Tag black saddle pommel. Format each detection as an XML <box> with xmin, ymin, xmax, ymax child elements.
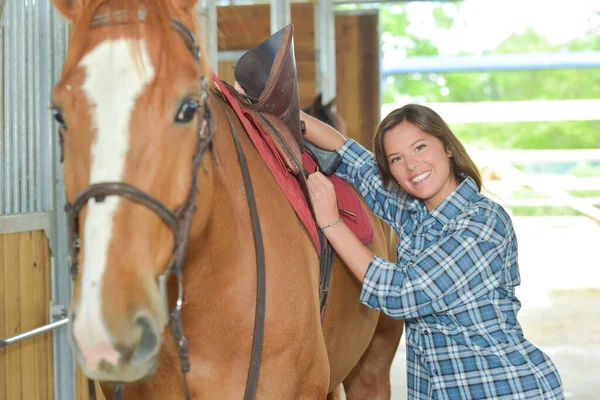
<box><xmin>303</xmin><ymin>140</ymin><xmax>342</xmax><ymax>176</ymax></box>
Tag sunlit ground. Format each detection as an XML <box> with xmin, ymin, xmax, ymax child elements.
<box><xmin>389</xmin><ymin>216</ymin><xmax>600</xmax><ymax>400</ymax></box>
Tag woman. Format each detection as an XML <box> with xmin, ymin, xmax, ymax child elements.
<box><xmin>304</xmin><ymin>104</ymin><xmax>564</xmax><ymax>399</ymax></box>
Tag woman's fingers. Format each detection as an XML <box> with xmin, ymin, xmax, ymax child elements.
<box><xmin>307</xmin><ymin>172</ymin><xmax>340</xmax><ymax>227</ymax></box>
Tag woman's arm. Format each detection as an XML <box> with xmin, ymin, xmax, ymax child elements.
<box><xmin>309</xmin><ymin>169</ymin><xmax>511</xmax><ymax>320</ymax></box>
<box><xmin>301</xmin><ymin>110</ymin><xmax>346</xmax><ymax>150</ymax></box>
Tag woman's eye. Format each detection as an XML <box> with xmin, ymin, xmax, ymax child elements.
<box><xmin>51</xmin><ymin>107</ymin><xmax>67</xmax><ymax>129</ymax></box>
<box><xmin>175</xmin><ymin>99</ymin><xmax>200</xmax><ymax>123</ymax></box>
<box><xmin>415</xmin><ymin>144</ymin><xmax>426</xmax><ymax>152</ymax></box>
<box><xmin>390</xmin><ymin>156</ymin><xmax>403</xmax><ymax>164</ymax></box>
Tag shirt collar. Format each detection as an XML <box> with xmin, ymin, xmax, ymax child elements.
<box><xmin>405</xmin><ymin>175</ymin><xmax>479</xmax><ymax>223</ymax></box>
<box><xmin>428</xmin><ymin>175</ymin><xmax>479</xmax><ymax>224</ymax></box>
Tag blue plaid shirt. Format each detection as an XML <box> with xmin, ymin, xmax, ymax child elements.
<box><xmin>336</xmin><ymin>139</ymin><xmax>564</xmax><ymax>400</ymax></box>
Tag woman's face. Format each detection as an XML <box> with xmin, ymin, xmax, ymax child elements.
<box><xmin>384</xmin><ymin>121</ymin><xmax>457</xmax><ymax>211</ymax></box>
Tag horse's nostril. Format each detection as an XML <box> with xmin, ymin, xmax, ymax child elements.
<box><xmin>130</xmin><ymin>313</ymin><xmax>159</xmax><ymax>365</ymax></box>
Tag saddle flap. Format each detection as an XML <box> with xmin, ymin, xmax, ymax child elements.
<box><xmin>250</xmin><ymin>111</ymin><xmax>303</xmax><ymax>176</ymax></box>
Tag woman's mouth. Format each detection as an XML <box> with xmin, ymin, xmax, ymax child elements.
<box><xmin>410</xmin><ymin>170</ymin><xmax>431</xmax><ymax>183</ymax></box>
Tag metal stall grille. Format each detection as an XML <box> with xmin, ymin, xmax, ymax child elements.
<box><xmin>1</xmin><ymin>0</ymin><xmax>73</xmax><ymax>399</ymax></box>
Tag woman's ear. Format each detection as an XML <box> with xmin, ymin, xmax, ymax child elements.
<box><xmin>52</xmin><ymin>0</ymin><xmax>82</xmax><ymax>22</ymax></box>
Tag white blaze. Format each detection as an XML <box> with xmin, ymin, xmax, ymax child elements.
<box><xmin>73</xmin><ymin>38</ymin><xmax>155</xmax><ymax>371</ymax></box>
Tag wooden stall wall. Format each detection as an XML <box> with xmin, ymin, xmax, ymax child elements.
<box><xmin>216</xmin><ymin>5</ymin><xmax>380</xmax><ymax>147</ymax></box>
<box><xmin>0</xmin><ymin>231</ymin><xmax>54</xmax><ymax>400</ymax></box>
<box><xmin>335</xmin><ymin>11</ymin><xmax>380</xmax><ymax>148</ymax></box>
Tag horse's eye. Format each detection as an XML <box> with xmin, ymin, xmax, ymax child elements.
<box><xmin>51</xmin><ymin>107</ymin><xmax>67</xmax><ymax>129</ymax></box>
<box><xmin>175</xmin><ymin>99</ymin><xmax>200</xmax><ymax>123</ymax></box>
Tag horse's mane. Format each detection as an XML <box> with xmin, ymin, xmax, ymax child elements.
<box><xmin>62</xmin><ymin>0</ymin><xmax>205</xmax><ymax>79</ymax></box>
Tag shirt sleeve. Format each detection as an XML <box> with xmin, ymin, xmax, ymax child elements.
<box><xmin>360</xmin><ymin>212</ymin><xmax>509</xmax><ymax>320</ymax></box>
<box><xmin>335</xmin><ymin>138</ymin><xmax>405</xmax><ymax>229</ymax></box>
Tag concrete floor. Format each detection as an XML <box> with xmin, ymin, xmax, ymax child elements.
<box><xmin>388</xmin><ymin>216</ymin><xmax>600</xmax><ymax>400</ymax></box>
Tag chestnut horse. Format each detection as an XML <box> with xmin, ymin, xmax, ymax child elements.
<box><xmin>51</xmin><ymin>0</ymin><xmax>402</xmax><ymax>398</ymax></box>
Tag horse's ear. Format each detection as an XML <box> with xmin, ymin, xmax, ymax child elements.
<box><xmin>313</xmin><ymin>93</ymin><xmax>323</xmax><ymax>110</ymax></box>
<box><xmin>171</xmin><ymin>0</ymin><xmax>199</xmax><ymax>13</ymax></box>
<box><xmin>324</xmin><ymin>97</ymin><xmax>336</xmax><ymax>110</ymax></box>
<box><xmin>52</xmin><ymin>0</ymin><xmax>82</xmax><ymax>21</ymax></box>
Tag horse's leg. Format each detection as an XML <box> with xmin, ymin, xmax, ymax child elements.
<box><xmin>342</xmin><ymin>312</ymin><xmax>404</xmax><ymax>400</ymax></box>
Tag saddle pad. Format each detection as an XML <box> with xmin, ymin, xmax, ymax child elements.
<box><xmin>302</xmin><ymin>152</ymin><xmax>374</xmax><ymax>245</ymax></box>
<box><xmin>212</xmin><ymin>74</ymin><xmax>322</xmax><ymax>254</ymax></box>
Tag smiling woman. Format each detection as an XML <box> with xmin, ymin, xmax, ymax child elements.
<box><xmin>303</xmin><ymin>103</ymin><xmax>566</xmax><ymax>400</ymax></box>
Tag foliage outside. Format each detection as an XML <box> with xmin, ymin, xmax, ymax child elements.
<box><xmin>377</xmin><ymin>1</ymin><xmax>600</xmax><ymax>151</ymax></box>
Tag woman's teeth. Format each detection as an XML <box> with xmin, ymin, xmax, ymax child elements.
<box><xmin>411</xmin><ymin>171</ymin><xmax>431</xmax><ymax>183</ymax></box>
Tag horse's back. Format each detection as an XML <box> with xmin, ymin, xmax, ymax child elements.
<box><xmin>322</xmin><ymin>187</ymin><xmax>398</xmax><ymax>391</ymax></box>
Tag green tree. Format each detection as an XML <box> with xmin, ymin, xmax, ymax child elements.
<box><xmin>380</xmin><ymin>2</ymin><xmax>600</xmax><ymax>149</ymax></box>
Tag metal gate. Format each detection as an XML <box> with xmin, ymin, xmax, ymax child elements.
<box><xmin>0</xmin><ymin>0</ymin><xmax>73</xmax><ymax>399</ymax></box>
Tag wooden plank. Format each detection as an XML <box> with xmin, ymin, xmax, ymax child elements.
<box><xmin>32</xmin><ymin>230</ymin><xmax>51</xmax><ymax>400</ymax></box>
<box><xmin>335</xmin><ymin>14</ymin><xmax>362</xmax><ymax>144</ymax></box>
<box><xmin>18</xmin><ymin>231</ymin><xmax>36</xmax><ymax>400</ymax></box>
<box><xmin>357</xmin><ymin>13</ymin><xmax>380</xmax><ymax>146</ymax></box>
<box><xmin>3</xmin><ymin>233</ymin><xmax>22</xmax><ymax>400</ymax></box>
<box><xmin>335</xmin><ymin>12</ymin><xmax>380</xmax><ymax>147</ymax></box>
<box><xmin>0</xmin><ymin>235</ymin><xmax>6</xmax><ymax>400</ymax></box>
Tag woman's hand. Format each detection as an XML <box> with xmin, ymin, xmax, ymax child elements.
<box><xmin>233</xmin><ymin>81</ymin><xmax>246</xmax><ymax>95</ymax></box>
<box><xmin>307</xmin><ymin>171</ymin><xmax>340</xmax><ymax>229</ymax></box>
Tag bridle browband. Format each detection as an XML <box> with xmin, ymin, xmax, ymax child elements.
<box><xmin>65</xmin><ymin>10</ymin><xmax>217</xmax><ymax>400</ymax></box>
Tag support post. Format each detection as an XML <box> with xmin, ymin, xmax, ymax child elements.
<box><xmin>314</xmin><ymin>0</ymin><xmax>336</xmax><ymax>103</ymax></box>
<box><xmin>270</xmin><ymin>0</ymin><xmax>291</xmax><ymax>34</ymax></box>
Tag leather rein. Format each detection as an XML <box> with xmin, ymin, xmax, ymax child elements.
<box><xmin>66</xmin><ymin>11</ymin><xmax>265</xmax><ymax>400</ymax></box>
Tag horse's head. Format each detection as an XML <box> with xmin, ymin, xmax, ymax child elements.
<box><xmin>303</xmin><ymin>93</ymin><xmax>348</xmax><ymax>136</ymax></box>
<box><xmin>50</xmin><ymin>0</ymin><xmax>212</xmax><ymax>382</ymax></box>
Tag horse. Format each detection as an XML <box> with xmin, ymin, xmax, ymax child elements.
<box><xmin>50</xmin><ymin>0</ymin><xmax>403</xmax><ymax>398</ymax></box>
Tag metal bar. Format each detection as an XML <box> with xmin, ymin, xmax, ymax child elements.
<box><xmin>0</xmin><ymin>12</ymin><xmax>4</xmax><ymax>214</ymax></box>
<box><xmin>0</xmin><ymin>211</ymin><xmax>54</xmax><ymax>242</ymax></box>
<box><xmin>383</xmin><ymin>51</ymin><xmax>600</xmax><ymax>75</ymax></box>
<box><xmin>49</xmin><ymin>7</ymin><xmax>76</xmax><ymax>400</ymax></box>
<box><xmin>270</xmin><ymin>0</ymin><xmax>290</xmax><ymax>34</ymax></box>
<box><xmin>0</xmin><ymin>318</ymin><xmax>68</xmax><ymax>349</ymax></box>
<box><xmin>34</xmin><ymin>0</ymin><xmax>43</xmax><ymax>212</ymax></box>
<box><xmin>314</xmin><ymin>0</ymin><xmax>336</xmax><ymax>103</ymax></box>
<box><xmin>207</xmin><ymin>0</ymin><xmax>218</xmax><ymax>73</ymax></box>
<box><xmin>27</xmin><ymin>0</ymin><xmax>36</xmax><ymax>212</ymax></box>
<box><xmin>18</xmin><ymin>0</ymin><xmax>26</xmax><ymax>212</ymax></box>
<box><xmin>4</xmin><ymin>0</ymin><xmax>14</xmax><ymax>214</ymax></box>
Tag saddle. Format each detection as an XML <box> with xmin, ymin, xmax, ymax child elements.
<box><xmin>234</xmin><ymin>24</ymin><xmax>303</xmax><ymax>175</ymax></box>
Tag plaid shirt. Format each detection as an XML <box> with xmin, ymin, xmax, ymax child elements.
<box><xmin>336</xmin><ymin>139</ymin><xmax>564</xmax><ymax>400</ymax></box>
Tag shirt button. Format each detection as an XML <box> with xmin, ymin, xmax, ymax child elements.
<box><xmin>432</xmin><ymin>369</ymin><xmax>438</xmax><ymax>376</ymax></box>
<box><xmin>423</xmin><ymin>330</ymin><xmax>429</xmax><ymax>335</ymax></box>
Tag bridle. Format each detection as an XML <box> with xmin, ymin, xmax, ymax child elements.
<box><xmin>63</xmin><ymin>10</ymin><xmax>215</xmax><ymax>400</ymax></box>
